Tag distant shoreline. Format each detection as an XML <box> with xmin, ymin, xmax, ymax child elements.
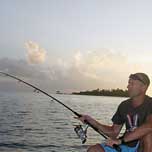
<box><xmin>72</xmin><ymin>88</ymin><xmax>129</xmax><ymax>97</ymax></box>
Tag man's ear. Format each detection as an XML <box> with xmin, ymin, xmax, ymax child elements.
<box><xmin>142</xmin><ymin>84</ymin><xmax>148</xmax><ymax>92</ymax></box>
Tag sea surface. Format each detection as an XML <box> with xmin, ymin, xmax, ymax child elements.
<box><xmin>0</xmin><ymin>91</ymin><xmax>127</xmax><ymax>152</ymax></box>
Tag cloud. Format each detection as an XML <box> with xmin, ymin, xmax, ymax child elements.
<box><xmin>25</xmin><ymin>41</ymin><xmax>46</xmax><ymax>64</ymax></box>
<box><xmin>0</xmin><ymin>58</ymin><xmax>48</xmax><ymax>79</ymax></box>
<box><xmin>45</xmin><ymin>49</ymin><xmax>151</xmax><ymax>94</ymax></box>
<box><xmin>46</xmin><ymin>49</ymin><xmax>144</xmax><ymax>91</ymax></box>
<box><xmin>0</xmin><ymin>49</ymin><xmax>152</xmax><ymax>95</ymax></box>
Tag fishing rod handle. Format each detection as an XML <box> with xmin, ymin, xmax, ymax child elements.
<box><xmin>83</xmin><ymin>119</ymin><xmax>108</xmax><ymax>139</ymax></box>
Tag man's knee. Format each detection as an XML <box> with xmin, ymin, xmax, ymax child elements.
<box><xmin>143</xmin><ymin>133</ymin><xmax>152</xmax><ymax>144</ymax></box>
<box><xmin>87</xmin><ymin>144</ymin><xmax>104</xmax><ymax>152</ymax></box>
<box><xmin>139</xmin><ymin>133</ymin><xmax>152</xmax><ymax>152</ymax></box>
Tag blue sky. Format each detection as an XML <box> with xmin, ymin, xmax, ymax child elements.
<box><xmin>1</xmin><ymin>0</ymin><xmax>152</xmax><ymax>94</ymax></box>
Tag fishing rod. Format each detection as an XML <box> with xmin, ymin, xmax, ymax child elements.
<box><xmin>0</xmin><ymin>71</ymin><xmax>121</xmax><ymax>151</ymax></box>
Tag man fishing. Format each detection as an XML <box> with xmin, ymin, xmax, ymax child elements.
<box><xmin>76</xmin><ymin>72</ymin><xmax>152</xmax><ymax>152</ymax></box>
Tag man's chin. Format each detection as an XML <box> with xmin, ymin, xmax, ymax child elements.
<box><xmin>128</xmin><ymin>93</ymin><xmax>140</xmax><ymax>99</ymax></box>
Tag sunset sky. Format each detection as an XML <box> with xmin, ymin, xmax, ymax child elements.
<box><xmin>1</xmin><ymin>0</ymin><xmax>152</xmax><ymax>95</ymax></box>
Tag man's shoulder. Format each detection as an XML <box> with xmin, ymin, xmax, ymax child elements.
<box><xmin>145</xmin><ymin>95</ymin><xmax>152</xmax><ymax>105</ymax></box>
<box><xmin>145</xmin><ymin>95</ymin><xmax>152</xmax><ymax>101</ymax></box>
<box><xmin>119</xmin><ymin>98</ymin><xmax>131</xmax><ymax>107</ymax></box>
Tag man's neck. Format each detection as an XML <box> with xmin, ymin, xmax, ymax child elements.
<box><xmin>132</xmin><ymin>94</ymin><xmax>146</xmax><ymax>107</ymax></box>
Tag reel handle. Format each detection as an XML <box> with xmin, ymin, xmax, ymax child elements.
<box><xmin>74</xmin><ymin>124</ymin><xmax>88</xmax><ymax>144</ymax></box>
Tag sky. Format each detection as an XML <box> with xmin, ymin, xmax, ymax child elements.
<box><xmin>1</xmin><ymin>0</ymin><xmax>152</xmax><ymax>94</ymax></box>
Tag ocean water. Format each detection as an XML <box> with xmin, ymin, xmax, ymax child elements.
<box><xmin>0</xmin><ymin>91</ymin><xmax>127</xmax><ymax>152</ymax></box>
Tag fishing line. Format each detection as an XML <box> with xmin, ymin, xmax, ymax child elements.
<box><xmin>0</xmin><ymin>71</ymin><xmax>121</xmax><ymax>151</ymax></box>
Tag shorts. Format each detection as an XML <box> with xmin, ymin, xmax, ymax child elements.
<box><xmin>100</xmin><ymin>142</ymin><xmax>139</xmax><ymax>152</ymax></box>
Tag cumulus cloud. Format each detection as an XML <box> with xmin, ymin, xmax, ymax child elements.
<box><xmin>25</xmin><ymin>41</ymin><xmax>46</xmax><ymax>64</ymax></box>
<box><xmin>46</xmin><ymin>49</ymin><xmax>145</xmax><ymax>91</ymax></box>
<box><xmin>0</xmin><ymin>48</ymin><xmax>152</xmax><ymax>94</ymax></box>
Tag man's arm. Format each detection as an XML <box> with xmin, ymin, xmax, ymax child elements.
<box><xmin>106</xmin><ymin>114</ymin><xmax>152</xmax><ymax>147</ymax></box>
<box><xmin>76</xmin><ymin>115</ymin><xmax>123</xmax><ymax>138</ymax></box>
<box><xmin>92</xmin><ymin>121</ymin><xmax>123</xmax><ymax>138</ymax></box>
<box><xmin>123</xmin><ymin>114</ymin><xmax>152</xmax><ymax>142</ymax></box>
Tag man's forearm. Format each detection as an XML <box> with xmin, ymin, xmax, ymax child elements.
<box><xmin>86</xmin><ymin>117</ymin><xmax>118</xmax><ymax>138</ymax></box>
<box><xmin>124</xmin><ymin>123</ymin><xmax>152</xmax><ymax>142</ymax></box>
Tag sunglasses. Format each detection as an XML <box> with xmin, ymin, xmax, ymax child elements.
<box><xmin>129</xmin><ymin>74</ymin><xmax>146</xmax><ymax>85</ymax></box>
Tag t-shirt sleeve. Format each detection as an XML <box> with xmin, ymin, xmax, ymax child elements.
<box><xmin>147</xmin><ymin>97</ymin><xmax>152</xmax><ymax>115</ymax></box>
<box><xmin>111</xmin><ymin>104</ymin><xmax>125</xmax><ymax>125</ymax></box>
<box><xmin>150</xmin><ymin>100</ymin><xmax>152</xmax><ymax>114</ymax></box>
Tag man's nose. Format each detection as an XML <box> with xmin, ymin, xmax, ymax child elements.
<box><xmin>127</xmin><ymin>84</ymin><xmax>129</xmax><ymax>89</ymax></box>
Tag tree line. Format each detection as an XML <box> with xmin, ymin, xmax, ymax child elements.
<box><xmin>72</xmin><ymin>88</ymin><xmax>128</xmax><ymax>97</ymax></box>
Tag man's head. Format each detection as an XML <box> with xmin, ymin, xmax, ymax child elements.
<box><xmin>127</xmin><ymin>73</ymin><xmax>150</xmax><ymax>98</ymax></box>
<box><xmin>129</xmin><ymin>73</ymin><xmax>150</xmax><ymax>86</ymax></box>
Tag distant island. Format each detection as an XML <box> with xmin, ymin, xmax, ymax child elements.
<box><xmin>72</xmin><ymin>88</ymin><xmax>128</xmax><ymax>97</ymax></box>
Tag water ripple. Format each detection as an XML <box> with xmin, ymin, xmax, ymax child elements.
<box><xmin>0</xmin><ymin>92</ymin><xmax>123</xmax><ymax>152</ymax></box>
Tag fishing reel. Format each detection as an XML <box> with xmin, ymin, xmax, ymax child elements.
<box><xmin>74</xmin><ymin>124</ymin><xmax>89</xmax><ymax>144</ymax></box>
